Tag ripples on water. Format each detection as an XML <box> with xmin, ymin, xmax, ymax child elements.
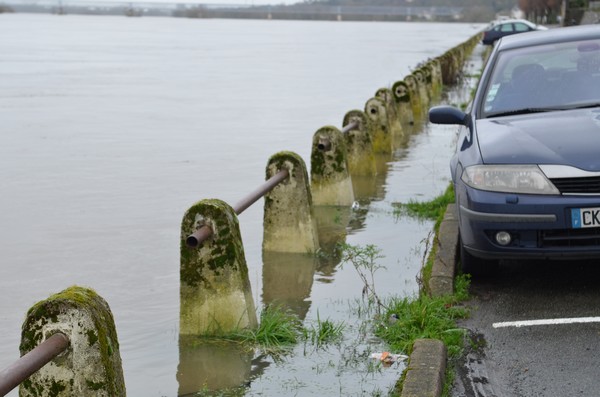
<box><xmin>0</xmin><ymin>13</ymin><xmax>482</xmax><ymax>396</ymax></box>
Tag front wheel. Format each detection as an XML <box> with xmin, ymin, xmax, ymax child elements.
<box><xmin>459</xmin><ymin>236</ymin><xmax>498</xmax><ymax>277</ymax></box>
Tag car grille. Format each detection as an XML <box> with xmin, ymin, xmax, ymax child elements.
<box><xmin>540</xmin><ymin>228</ymin><xmax>600</xmax><ymax>247</ymax></box>
<box><xmin>550</xmin><ymin>176</ymin><xmax>600</xmax><ymax>194</ymax></box>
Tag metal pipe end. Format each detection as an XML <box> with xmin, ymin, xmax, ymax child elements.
<box><xmin>186</xmin><ymin>236</ymin><xmax>199</xmax><ymax>248</ymax></box>
<box><xmin>317</xmin><ymin>138</ymin><xmax>331</xmax><ymax>152</ymax></box>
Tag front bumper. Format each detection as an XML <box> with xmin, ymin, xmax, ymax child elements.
<box><xmin>458</xmin><ymin>185</ymin><xmax>600</xmax><ymax>260</ymax></box>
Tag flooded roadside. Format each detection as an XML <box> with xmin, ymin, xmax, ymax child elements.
<box><xmin>0</xmin><ymin>13</ymin><xmax>484</xmax><ymax>396</ymax></box>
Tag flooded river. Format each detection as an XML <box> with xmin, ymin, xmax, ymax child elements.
<box><xmin>0</xmin><ymin>13</ymin><xmax>483</xmax><ymax>396</ymax></box>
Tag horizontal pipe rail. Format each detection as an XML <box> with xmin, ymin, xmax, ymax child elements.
<box><xmin>0</xmin><ymin>332</ymin><xmax>69</xmax><ymax>396</ymax></box>
<box><xmin>186</xmin><ymin>168</ymin><xmax>290</xmax><ymax>248</ymax></box>
<box><xmin>340</xmin><ymin>120</ymin><xmax>358</xmax><ymax>134</ymax></box>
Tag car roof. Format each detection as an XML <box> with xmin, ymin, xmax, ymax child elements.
<box><xmin>496</xmin><ymin>24</ymin><xmax>600</xmax><ymax>50</ymax></box>
<box><xmin>491</xmin><ymin>18</ymin><xmax>536</xmax><ymax>27</ymax></box>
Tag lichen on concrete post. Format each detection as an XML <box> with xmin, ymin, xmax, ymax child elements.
<box><xmin>310</xmin><ymin>126</ymin><xmax>356</xmax><ymax>206</ymax></box>
<box><xmin>403</xmin><ymin>75</ymin><xmax>423</xmax><ymax>122</ymax></box>
<box><xmin>341</xmin><ymin>110</ymin><xmax>376</xmax><ymax>176</ymax></box>
<box><xmin>180</xmin><ymin>199</ymin><xmax>257</xmax><ymax>335</ymax></box>
<box><xmin>263</xmin><ymin>151</ymin><xmax>320</xmax><ymax>253</ymax></box>
<box><xmin>375</xmin><ymin>87</ymin><xmax>403</xmax><ymax>136</ymax></box>
<box><xmin>412</xmin><ymin>70</ymin><xmax>430</xmax><ymax>110</ymax></box>
<box><xmin>428</xmin><ymin>59</ymin><xmax>443</xmax><ymax>95</ymax></box>
<box><xmin>364</xmin><ymin>97</ymin><xmax>392</xmax><ymax>153</ymax></box>
<box><xmin>392</xmin><ymin>80</ymin><xmax>415</xmax><ymax>126</ymax></box>
<box><xmin>19</xmin><ymin>286</ymin><xmax>125</xmax><ymax>397</ymax></box>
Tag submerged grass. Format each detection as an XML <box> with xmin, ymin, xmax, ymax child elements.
<box><xmin>393</xmin><ymin>184</ymin><xmax>455</xmax><ymax>226</ymax></box>
<box><xmin>303</xmin><ymin>311</ymin><xmax>345</xmax><ymax>347</ymax></box>
<box><xmin>212</xmin><ymin>305</ymin><xmax>346</xmax><ymax>353</ymax></box>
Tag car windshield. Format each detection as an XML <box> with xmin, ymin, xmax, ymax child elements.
<box><xmin>481</xmin><ymin>39</ymin><xmax>600</xmax><ymax>118</ymax></box>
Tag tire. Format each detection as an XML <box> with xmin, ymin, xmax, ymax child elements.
<box><xmin>459</xmin><ymin>235</ymin><xmax>498</xmax><ymax>277</ymax></box>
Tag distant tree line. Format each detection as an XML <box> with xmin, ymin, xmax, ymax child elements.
<box><xmin>297</xmin><ymin>0</ymin><xmax>518</xmax><ymax>21</ymax></box>
<box><xmin>0</xmin><ymin>3</ymin><xmax>14</xmax><ymax>13</ymax></box>
<box><xmin>517</xmin><ymin>0</ymin><xmax>562</xmax><ymax>22</ymax></box>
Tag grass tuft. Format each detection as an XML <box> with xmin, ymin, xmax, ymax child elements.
<box><xmin>231</xmin><ymin>305</ymin><xmax>302</xmax><ymax>349</ymax></box>
<box><xmin>376</xmin><ymin>273</ymin><xmax>471</xmax><ymax>358</ymax></box>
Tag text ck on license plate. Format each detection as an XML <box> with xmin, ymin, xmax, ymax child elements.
<box><xmin>571</xmin><ymin>208</ymin><xmax>600</xmax><ymax>228</ymax></box>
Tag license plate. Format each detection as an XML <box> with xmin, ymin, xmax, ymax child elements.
<box><xmin>571</xmin><ymin>207</ymin><xmax>600</xmax><ymax>228</ymax></box>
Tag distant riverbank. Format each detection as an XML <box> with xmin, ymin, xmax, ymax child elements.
<box><xmin>1</xmin><ymin>2</ymin><xmax>470</xmax><ymax>22</ymax></box>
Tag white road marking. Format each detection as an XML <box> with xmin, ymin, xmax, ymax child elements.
<box><xmin>493</xmin><ymin>317</ymin><xmax>600</xmax><ymax>329</ymax></box>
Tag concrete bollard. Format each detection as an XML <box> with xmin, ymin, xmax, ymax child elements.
<box><xmin>364</xmin><ymin>97</ymin><xmax>392</xmax><ymax>153</ymax></box>
<box><xmin>263</xmin><ymin>151</ymin><xmax>320</xmax><ymax>253</ymax></box>
<box><xmin>428</xmin><ymin>59</ymin><xmax>443</xmax><ymax>95</ymax></box>
<box><xmin>19</xmin><ymin>286</ymin><xmax>125</xmax><ymax>397</ymax></box>
<box><xmin>375</xmin><ymin>87</ymin><xmax>403</xmax><ymax>136</ymax></box>
<box><xmin>180</xmin><ymin>199</ymin><xmax>258</xmax><ymax>335</ymax></box>
<box><xmin>392</xmin><ymin>80</ymin><xmax>415</xmax><ymax>126</ymax></box>
<box><xmin>403</xmin><ymin>75</ymin><xmax>423</xmax><ymax>122</ymax></box>
<box><xmin>311</xmin><ymin>126</ymin><xmax>356</xmax><ymax>206</ymax></box>
<box><xmin>412</xmin><ymin>70</ymin><xmax>430</xmax><ymax>110</ymax></box>
<box><xmin>341</xmin><ymin>110</ymin><xmax>377</xmax><ymax>176</ymax></box>
<box><xmin>439</xmin><ymin>52</ymin><xmax>460</xmax><ymax>85</ymax></box>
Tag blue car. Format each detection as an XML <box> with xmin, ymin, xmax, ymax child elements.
<box><xmin>429</xmin><ymin>25</ymin><xmax>600</xmax><ymax>274</ymax></box>
<box><xmin>481</xmin><ymin>19</ymin><xmax>547</xmax><ymax>46</ymax></box>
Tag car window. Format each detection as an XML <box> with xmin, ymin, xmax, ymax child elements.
<box><xmin>514</xmin><ymin>23</ymin><xmax>530</xmax><ymax>32</ymax></box>
<box><xmin>500</xmin><ymin>23</ymin><xmax>514</xmax><ymax>32</ymax></box>
<box><xmin>481</xmin><ymin>39</ymin><xmax>600</xmax><ymax>117</ymax></box>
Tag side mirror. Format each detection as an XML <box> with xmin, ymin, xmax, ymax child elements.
<box><xmin>428</xmin><ymin>106</ymin><xmax>469</xmax><ymax>126</ymax></box>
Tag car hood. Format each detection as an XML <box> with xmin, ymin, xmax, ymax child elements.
<box><xmin>476</xmin><ymin>108</ymin><xmax>600</xmax><ymax>171</ymax></box>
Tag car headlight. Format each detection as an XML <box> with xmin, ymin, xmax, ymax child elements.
<box><xmin>461</xmin><ymin>165</ymin><xmax>559</xmax><ymax>194</ymax></box>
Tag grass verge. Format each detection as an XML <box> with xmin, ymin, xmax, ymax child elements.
<box><xmin>386</xmin><ymin>184</ymin><xmax>471</xmax><ymax>396</ymax></box>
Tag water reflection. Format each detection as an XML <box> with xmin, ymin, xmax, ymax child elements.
<box><xmin>261</xmin><ymin>252</ymin><xmax>316</xmax><ymax>320</ymax></box>
<box><xmin>177</xmin><ymin>337</ymin><xmax>253</xmax><ymax>396</ymax></box>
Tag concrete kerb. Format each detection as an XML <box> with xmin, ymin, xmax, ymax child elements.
<box><xmin>400</xmin><ymin>339</ymin><xmax>447</xmax><ymax>397</ymax></box>
<box><xmin>400</xmin><ymin>204</ymin><xmax>458</xmax><ymax>397</ymax></box>
<box><xmin>429</xmin><ymin>204</ymin><xmax>459</xmax><ymax>297</ymax></box>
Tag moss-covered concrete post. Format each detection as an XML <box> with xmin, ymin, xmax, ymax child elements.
<box><xmin>180</xmin><ymin>199</ymin><xmax>257</xmax><ymax>335</ymax></box>
<box><xmin>419</xmin><ymin>64</ymin><xmax>438</xmax><ymax>100</ymax></box>
<box><xmin>439</xmin><ymin>52</ymin><xmax>460</xmax><ymax>85</ymax></box>
<box><xmin>428</xmin><ymin>59</ymin><xmax>443</xmax><ymax>95</ymax></box>
<box><xmin>412</xmin><ymin>70</ymin><xmax>430</xmax><ymax>110</ymax></box>
<box><xmin>403</xmin><ymin>75</ymin><xmax>423</xmax><ymax>121</ymax></box>
<box><xmin>342</xmin><ymin>110</ymin><xmax>376</xmax><ymax>176</ymax></box>
<box><xmin>311</xmin><ymin>126</ymin><xmax>355</xmax><ymax>206</ymax></box>
<box><xmin>263</xmin><ymin>151</ymin><xmax>320</xmax><ymax>253</ymax></box>
<box><xmin>19</xmin><ymin>286</ymin><xmax>125</xmax><ymax>397</ymax></box>
<box><xmin>375</xmin><ymin>87</ymin><xmax>403</xmax><ymax>136</ymax></box>
<box><xmin>392</xmin><ymin>80</ymin><xmax>415</xmax><ymax>126</ymax></box>
<box><xmin>364</xmin><ymin>97</ymin><xmax>392</xmax><ymax>153</ymax></box>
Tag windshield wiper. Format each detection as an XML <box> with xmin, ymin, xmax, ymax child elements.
<box><xmin>566</xmin><ymin>102</ymin><xmax>600</xmax><ymax>110</ymax></box>
<box><xmin>486</xmin><ymin>107</ymin><xmax>560</xmax><ymax>118</ymax></box>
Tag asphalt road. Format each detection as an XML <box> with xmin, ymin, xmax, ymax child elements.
<box><xmin>450</xmin><ymin>259</ymin><xmax>600</xmax><ymax>397</ymax></box>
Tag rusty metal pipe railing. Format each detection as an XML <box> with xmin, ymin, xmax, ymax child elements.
<box><xmin>341</xmin><ymin>120</ymin><xmax>358</xmax><ymax>134</ymax></box>
<box><xmin>0</xmin><ymin>332</ymin><xmax>69</xmax><ymax>396</ymax></box>
<box><xmin>186</xmin><ymin>168</ymin><xmax>290</xmax><ymax>248</ymax></box>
